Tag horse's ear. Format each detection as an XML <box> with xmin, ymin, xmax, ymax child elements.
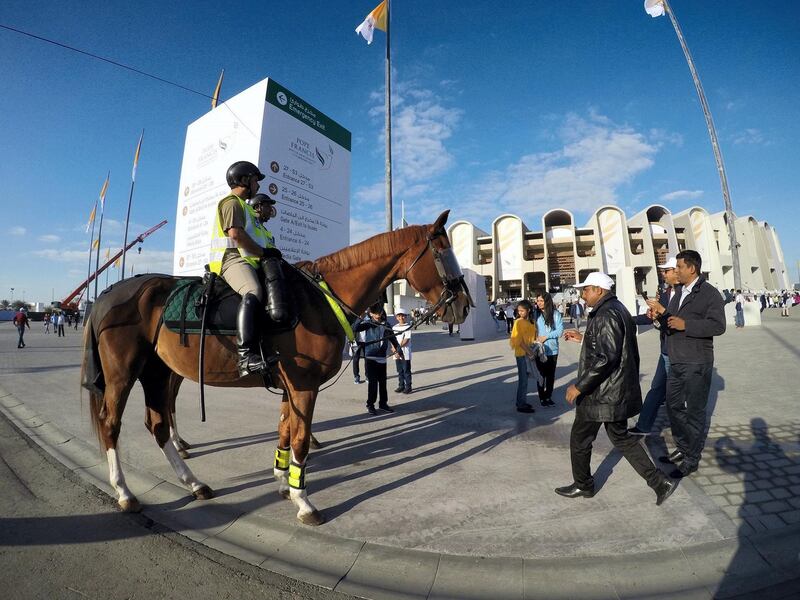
<box><xmin>432</xmin><ymin>210</ymin><xmax>450</xmax><ymax>231</ymax></box>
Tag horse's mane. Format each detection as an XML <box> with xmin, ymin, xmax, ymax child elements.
<box><xmin>299</xmin><ymin>225</ymin><xmax>428</xmax><ymax>274</ymax></box>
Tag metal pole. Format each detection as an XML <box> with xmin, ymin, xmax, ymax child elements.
<box><xmin>86</xmin><ymin>203</ymin><xmax>97</xmax><ymax>300</ymax></box>
<box><xmin>120</xmin><ymin>179</ymin><xmax>136</xmax><ymax>280</ymax></box>
<box><xmin>662</xmin><ymin>0</ymin><xmax>741</xmax><ymax>290</ymax></box>
<box><xmin>93</xmin><ymin>173</ymin><xmax>109</xmax><ymax>301</ymax></box>
<box><xmin>385</xmin><ymin>0</ymin><xmax>395</xmax><ymax>314</ymax></box>
<box><xmin>121</xmin><ymin>131</ymin><xmax>143</xmax><ymax>280</ymax></box>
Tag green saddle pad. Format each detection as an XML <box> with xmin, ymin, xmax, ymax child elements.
<box><xmin>162</xmin><ymin>277</ymin><xmax>238</xmax><ymax>336</ymax></box>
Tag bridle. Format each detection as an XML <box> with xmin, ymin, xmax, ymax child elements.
<box><xmin>404</xmin><ymin>229</ymin><xmax>475</xmax><ymax>327</ymax></box>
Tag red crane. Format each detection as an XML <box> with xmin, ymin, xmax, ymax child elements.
<box><xmin>59</xmin><ymin>220</ymin><xmax>168</xmax><ymax>310</ymax></box>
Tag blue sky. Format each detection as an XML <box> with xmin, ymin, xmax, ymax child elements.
<box><xmin>1</xmin><ymin>1</ymin><xmax>798</xmax><ymax>303</ymax></box>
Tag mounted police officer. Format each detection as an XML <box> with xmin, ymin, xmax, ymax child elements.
<box><xmin>209</xmin><ymin>161</ymin><xmax>288</xmax><ymax>377</ymax></box>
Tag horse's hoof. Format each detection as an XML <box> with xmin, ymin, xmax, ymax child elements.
<box><xmin>298</xmin><ymin>510</ymin><xmax>325</xmax><ymax>526</ymax></box>
<box><xmin>178</xmin><ymin>448</ymin><xmax>190</xmax><ymax>459</ymax></box>
<box><xmin>119</xmin><ymin>498</ymin><xmax>141</xmax><ymax>513</ymax></box>
<box><xmin>193</xmin><ymin>485</ymin><xmax>214</xmax><ymax>500</ymax></box>
<box><xmin>309</xmin><ymin>435</ymin><xmax>322</xmax><ymax>450</ymax></box>
<box><xmin>177</xmin><ymin>438</ymin><xmax>191</xmax><ymax>450</ymax></box>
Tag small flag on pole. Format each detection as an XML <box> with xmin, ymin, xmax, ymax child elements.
<box><xmin>644</xmin><ymin>0</ymin><xmax>665</xmax><ymax>17</ymax></box>
<box><xmin>211</xmin><ymin>69</ymin><xmax>224</xmax><ymax>109</ymax></box>
<box><xmin>105</xmin><ymin>248</ymin><xmax>111</xmax><ymax>260</ymax></box>
<box><xmin>114</xmin><ymin>257</ymin><xmax>121</xmax><ymax>269</ymax></box>
<box><xmin>99</xmin><ymin>173</ymin><xmax>110</xmax><ymax>210</ymax></box>
<box><xmin>131</xmin><ymin>131</ymin><xmax>144</xmax><ymax>182</ymax></box>
<box><xmin>85</xmin><ymin>202</ymin><xmax>97</xmax><ymax>233</ymax></box>
<box><xmin>356</xmin><ymin>1</ymin><xmax>387</xmax><ymax>45</ymax></box>
<box><xmin>92</xmin><ymin>238</ymin><xmax>100</xmax><ymax>249</ymax></box>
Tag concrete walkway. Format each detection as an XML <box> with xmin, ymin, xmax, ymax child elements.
<box><xmin>1</xmin><ymin>309</ymin><xmax>799</xmax><ymax>599</ymax></box>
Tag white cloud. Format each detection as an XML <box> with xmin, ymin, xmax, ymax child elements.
<box><xmin>456</xmin><ymin>112</ymin><xmax>659</xmax><ymax>223</ymax></box>
<box><xmin>354</xmin><ymin>182</ymin><xmax>385</xmax><ymax>205</ymax></box>
<box><xmin>33</xmin><ymin>249</ymin><xmax>90</xmax><ymax>263</ymax></box>
<box><xmin>32</xmin><ymin>248</ymin><xmax>173</xmax><ymax>275</ymax></box>
<box><xmin>10</xmin><ymin>226</ymin><xmax>26</xmax><ymax>236</ymax></box>
<box><xmin>660</xmin><ymin>190</ymin><xmax>704</xmax><ymax>201</ymax></box>
<box><xmin>358</xmin><ymin>80</ymin><xmax>463</xmax><ymax>212</ymax></box>
<box><xmin>350</xmin><ymin>218</ymin><xmax>383</xmax><ymax>244</ymax></box>
<box><xmin>731</xmin><ymin>128</ymin><xmax>769</xmax><ymax>146</ymax></box>
<box><xmin>38</xmin><ymin>234</ymin><xmax>61</xmax><ymax>243</ymax></box>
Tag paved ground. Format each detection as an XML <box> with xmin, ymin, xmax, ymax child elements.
<box><xmin>1</xmin><ymin>308</ymin><xmax>799</xmax><ymax>598</ymax></box>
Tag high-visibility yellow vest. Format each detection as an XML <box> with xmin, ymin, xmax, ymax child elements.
<box><xmin>209</xmin><ymin>194</ymin><xmax>275</xmax><ymax>274</ymax></box>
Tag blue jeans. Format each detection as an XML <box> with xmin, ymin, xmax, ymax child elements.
<box><xmin>515</xmin><ymin>356</ymin><xmax>529</xmax><ymax>407</ymax></box>
<box><xmin>635</xmin><ymin>353</ymin><xmax>670</xmax><ymax>433</ymax></box>
<box><xmin>735</xmin><ymin>308</ymin><xmax>744</xmax><ymax>327</ymax></box>
<box><xmin>395</xmin><ymin>358</ymin><xmax>412</xmax><ymax>390</ymax></box>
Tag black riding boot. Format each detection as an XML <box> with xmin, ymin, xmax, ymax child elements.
<box><xmin>237</xmin><ymin>293</ymin><xmax>267</xmax><ymax>377</ymax></box>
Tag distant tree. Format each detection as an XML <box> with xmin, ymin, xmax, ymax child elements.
<box><xmin>0</xmin><ymin>299</ymin><xmax>9</xmax><ymax>309</ymax></box>
<box><xmin>11</xmin><ymin>300</ymin><xmax>26</xmax><ymax>310</ymax></box>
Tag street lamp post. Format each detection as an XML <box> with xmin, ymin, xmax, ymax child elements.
<box><xmin>646</xmin><ymin>0</ymin><xmax>742</xmax><ymax>290</ymax></box>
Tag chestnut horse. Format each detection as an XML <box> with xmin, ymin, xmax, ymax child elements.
<box><xmin>81</xmin><ymin>211</ymin><xmax>470</xmax><ymax>525</ymax></box>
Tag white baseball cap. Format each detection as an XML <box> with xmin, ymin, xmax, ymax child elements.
<box><xmin>395</xmin><ymin>307</ymin><xmax>408</xmax><ymax>315</ymax></box>
<box><xmin>574</xmin><ymin>272</ymin><xmax>615</xmax><ymax>290</ymax></box>
<box><xmin>658</xmin><ymin>256</ymin><xmax>677</xmax><ymax>269</ymax></box>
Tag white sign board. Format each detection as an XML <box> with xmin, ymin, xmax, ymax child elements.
<box><xmin>174</xmin><ymin>78</ymin><xmax>351</xmax><ymax>276</ymax></box>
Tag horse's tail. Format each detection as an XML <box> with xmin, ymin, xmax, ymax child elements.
<box><xmin>81</xmin><ymin>311</ymin><xmax>106</xmax><ymax>445</ymax></box>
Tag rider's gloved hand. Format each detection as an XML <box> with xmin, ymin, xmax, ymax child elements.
<box><xmin>261</xmin><ymin>247</ymin><xmax>282</xmax><ymax>260</ymax></box>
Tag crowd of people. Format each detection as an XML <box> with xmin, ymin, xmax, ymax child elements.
<box><xmin>501</xmin><ymin>250</ymin><xmax>730</xmax><ymax>505</ymax></box>
<box><xmin>10</xmin><ymin>308</ymin><xmax>80</xmax><ymax>348</ymax></box>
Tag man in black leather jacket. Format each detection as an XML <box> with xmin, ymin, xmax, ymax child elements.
<box><xmin>647</xmin><ymin>250</ymin><xmax>726</xmax><ymax>479</ymax></box>
<box><xmin>557</xmin><ymin>272</ymin><xmax>676</xmax><ymax>505</ymax></box>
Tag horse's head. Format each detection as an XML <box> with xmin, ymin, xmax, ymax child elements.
<box><xmin>403</xmin><ymin>210</ymin><xmax>473</xmax><ymax>325</ymax></box>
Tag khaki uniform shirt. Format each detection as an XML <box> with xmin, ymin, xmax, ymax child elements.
<box><xmin>218</xmin><ymin>195</ymin><xmax>249</xmax><ymax>270</ymax></box>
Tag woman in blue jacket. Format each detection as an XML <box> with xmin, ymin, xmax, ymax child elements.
<box><xmin>535</xmin><ymin>292</ymin><xmax>564</xmax><ymax>407</ymax></box>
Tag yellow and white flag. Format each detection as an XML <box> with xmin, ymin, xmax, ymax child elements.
<box><xmin>131</xmin><ymin>131</ymin><xmax>143</xmax><ymax>182</ymax></box>
<box><xmin>92</xmin><ymin>238</ymin><xmax>100</xmax><ymax>249</ymax></box>
<box><xmin>644</xmin><ymin>0</ymin><xmax>665</xmax><ymax>17</ymax></box>
<box><xmin>99</xmin><ymin>173</ymin><xmax>109</xmax><ymax>210</ymax></box>
<box><xmin>85</xmin><ymin>201</ymin><xmax>97</xmax><ymax>233</ymax></box>
<box><xmin>356</xmin><ymin>1</ymin><xmax>387</xmax><ymax>45</ymax></box>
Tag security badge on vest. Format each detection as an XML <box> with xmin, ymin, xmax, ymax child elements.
<box><xmin>209</xmin><ymin>194</ymin><xmax>275</xmax><ymax>273</ymax></box>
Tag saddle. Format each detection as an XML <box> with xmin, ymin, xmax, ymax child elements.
<box><xmin>162</xmin><ymin>273</ymin><xmax>299</xmax><ymax>344</ymax></box>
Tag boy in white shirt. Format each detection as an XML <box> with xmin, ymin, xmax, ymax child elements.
<box><xmin>392</xmin><ymin>308</ymin><xmax>413</xmax><ymax>394</ymax></box>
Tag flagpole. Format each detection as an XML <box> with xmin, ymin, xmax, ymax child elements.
<box><xmin>384</xmin><ymin>0</ymin><xmax>395</xmax><ymax>313</ymax></box>
<box><xmin>85</xmin><ymin>201</ymin><xmax>97</xmax><ymax>305</ymax></box>
<box><xmin>121</xmin><ymin>131</ymin><xmax>143</xmax><ymax>280</ymax></box>
<box><xmin>93</xmin><ymin>172</ymin><xmax>110</xmax><ymax>301</ymax></box>
<box><xmin>660</xmin><ymin>0</ymin><xmax>741</xmax><ymax>290</ymax></box>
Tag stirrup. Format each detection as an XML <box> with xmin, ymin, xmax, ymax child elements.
<box><xmin>237</xmin><ymin>353</ymin><xmax>267</xmax><ymax>377</ymax></box>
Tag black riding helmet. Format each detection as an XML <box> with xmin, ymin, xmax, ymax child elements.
<box><xmin>226</xmin><ymin>161</ymin><xmax>265</xmax><ymax>188</ymax></box>
<box><xmin>248</xmin><ymin>193</ymin><xmax>277</xmax><ymax>208</ymax></box>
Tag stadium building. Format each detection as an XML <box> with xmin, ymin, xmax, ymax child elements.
<box><xmin>446</xmin><ymin>205</ymin><xmax>790</xmax><ymax>303</ymax></box>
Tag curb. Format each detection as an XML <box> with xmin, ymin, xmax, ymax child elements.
<box><xmin>1</xmin><ymin>386</ymin><xmax>798</xmax><ymax>600</ymax></box>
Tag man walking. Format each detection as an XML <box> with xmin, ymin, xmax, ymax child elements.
<box><xmin>557</xmin><ymin>272</ymin><xmax>676</xmax><ymax>505</ymax></box>
<box><xmin>13</xmin><ymin>307</ymin><xmax>30</xmax><ymax>349</ymax></box>
<box><xmin>629</xmin><ymin>257</ymin><xmax>680</xmax><ymax>436</ymax></box>
<box><xmin>648</xmin><ymin>250</ymin><xmax>726</xmax><ymax>479</ymax></box>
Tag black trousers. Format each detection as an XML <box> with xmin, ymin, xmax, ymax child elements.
<box><xmin>365</xmin><ymin>360</ymin><xmax>388</xmax><ymax>407</ymax></box>
<box><xmin>570</xmin><ymin>412</ymin><xmax>664</xmax><ymax>490</ymax></box>
<box><xmin>535</xmin><ymin>353</ymin><xmax>558</xmax><ymax>401</ymax></box>
<box><xmin>666</xmin><ymin>362</ymin><xmax>713</xmax><ymax>466</ymax></box>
